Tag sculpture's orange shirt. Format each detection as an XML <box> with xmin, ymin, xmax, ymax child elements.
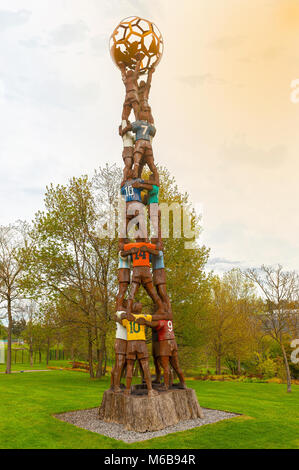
<box><xmin>124</xmin><ymin>242</ymin><xmax>156</xmax><ymax>267</ymax></box>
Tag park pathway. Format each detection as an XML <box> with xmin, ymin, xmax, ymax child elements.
<box><xmin>0</xmin><ymin>369</ymin><xmax>54</xmax><ymax>374</ymax></box>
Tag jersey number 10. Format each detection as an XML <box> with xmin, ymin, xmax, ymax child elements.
<box><xmin>129</xmin><ymin>322</ymin><xmax>141</xmax><ymax>334</ymax></box>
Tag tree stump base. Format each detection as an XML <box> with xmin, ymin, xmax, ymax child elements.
<box><xmin>99</xmin><ymin>385</ymin><xmax>204</xmax><ymax>433</ymax></box>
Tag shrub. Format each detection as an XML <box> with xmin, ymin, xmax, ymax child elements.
<box><xmin>256</xmin><ymin>357</ymin><xmax>277</xmax><ymax>379</ymax></box>
<box><xmin>267</xmin><ymin>377</ymin><xmax>283</xmax><ymax>384</ymax></box>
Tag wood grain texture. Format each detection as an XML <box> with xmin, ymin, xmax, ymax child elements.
<box><xmin>99</xmin><ymin>388</ymin><xmax>204</xmax><ymax>432</ymax></box>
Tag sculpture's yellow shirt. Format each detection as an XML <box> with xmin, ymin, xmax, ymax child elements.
<box><xmin>122</xmin><ymin>314</ymin><xmax>152</xmax><ymax>341</ymax></box>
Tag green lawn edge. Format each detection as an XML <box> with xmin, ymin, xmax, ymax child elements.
<box><xmin>0</xmin><ymin>371</ymin><xmax>298</xmax><ymax>449</ymax></box>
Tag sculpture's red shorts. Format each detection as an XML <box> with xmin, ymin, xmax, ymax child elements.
<box><xmin>158</xmin><ymin>339</ymin><xmax>178</xmax><ymax>357</ymax></box>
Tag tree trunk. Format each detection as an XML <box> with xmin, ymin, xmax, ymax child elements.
<box><xmin>237</xmin><ymin>357</ymin><xmax>241</xmax><ymax>375</ymax></box>
<box><xmin>29</xmin><ymin>340</ymin><xmax>33</xmax><ymax>367</ymax></box>
<box><xmin>281</xmin><ymin>342</ymin><xmax>292</xmax><ymax>393</ymax></box>
<box><xmin>46</xmin><ymin>337</ymin><xmax>50</xmax><ymax>365</ymax></box>
<box><xmin>5</xmin><ymin>297</ymin><xmax>12</xmax><ymax>374</ymax></box>
<box><xmin>87</xmin><ymin>329</ymin><xmax>94</xmax><ymax>378</ymax></box>
<box><xmin>95</xmin><ymin>325</ymin><xmax>102</xmax><ymax>379</ymax></box>
<box><xmin>96</xmin><ymin>334</ymin><xmax>106</xmax><ymax>378</ymax></box>
<box><xmin>99</xmin><ymin>388</ymin><xmax>204</xmax><ymax>432</ymax></box>
<box><xmin>96</xmin><ymin>347</ymin><xmax>102</xmax><ymax>378</ymax></box>
<box><xmin>71</xmin><ymin>347</ymin><xmax>76</xmax><ymax>368</ymax></box>
<box><xmin>216</xmin><ymin>355</ymin><xmax>221</xmax><ymax>375</ymax></box>
<box><xmin>103</xmin><ymin>348</ymin><xmax>107</xmax><ymax>376</ymax></box>
<box><xmin>39</xmin><ymin>349</ymin><xmax>41</xmax><ymax>364</ymax></box>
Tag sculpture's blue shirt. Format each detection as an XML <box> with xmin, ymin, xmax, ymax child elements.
<box><xmin>131</xmin><ymin>120</ymin><xmax>156</xmax><ymax>141</ymax></box>
<box><xmin>118</xmin><ymin>252</ymin><xmax>131</xmax><ymax>269</ymax></box>
<box><xmin>151</xmin><ymin>251</ymin><xmax>164</xmax><ymax>270</ymax></box>
<box><xmin>121</xmin><ymin>178</ymin><xmax>144</xmax><ymax>202</ymax></box>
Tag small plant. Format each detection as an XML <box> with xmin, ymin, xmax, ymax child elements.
<box><xmin>256</xmin><ymin>357</ymin><xmax>277</xmax><ymax>379</ymax></box>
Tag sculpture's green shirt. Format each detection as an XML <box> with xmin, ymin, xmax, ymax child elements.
<box><xmin>148</xmin><ymin>184</ymin><xmax>159</xmax><ymax>204</ymax></box>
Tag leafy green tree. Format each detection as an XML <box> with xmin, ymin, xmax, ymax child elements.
<box><xmin>0</xmin><ymin>321</ymin><xmax>7</xmax><ymax>339</ymax></box>
<box><xmin>205</xmin><ymin>270</ymin><xmax>260</xmax><ymax>375</ymax></box>
<box><xmin>11</xmin><ymin>318</ymin><xmax>26</xmax><ymax>338</ymax></box>
<box><xmin>246</xmin><ymin>265</ymin><xmax>299</xmax><ymax>392</ymax></box>
<box><xmin>159</xmin><ymin>168</ymin><xmax>210</xmax><ymax>370</ymax></box>
<box><xmin>205</xmin><ymin>275</ymin><xmax>237</xmax><ymax>375</ymax></box>
<box><xmin>222</xmin><ymin>268</ymin><xmax>261</xmax><ymax>374</ymax></box>
<box><xmin>0</xmin><ymin>222</ymin><xmax>31</xmax><ymax>373</ymax></box>
<box><xmin>22</xmin><ymin>302</ymin><xmax>38</xmax><ymax>366</ymax></box>
<box><xmin>22</xmin><ymin>168</ymin><xmax>119</xmax><ymax>378</ymax></box>
<box><xmin>22</xmin><ymin>164</ymin><xmax>211</xmax><ymax>376</ymax></box>
<box><xmin>134</xmin><ymin>167</ymin><xmax>211</xmax><ymax>370</ymax></box>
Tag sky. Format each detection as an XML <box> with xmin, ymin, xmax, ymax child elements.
<box><xmin>0</xmin><ymin>0</ymin><xmax>299</xmax><ymax>274</ymax></box>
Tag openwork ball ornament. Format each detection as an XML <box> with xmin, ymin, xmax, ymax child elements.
<box><xmin>110</xmin><ymin>16</ymin><xmax>164</xmax><ymax>75</ymax></box>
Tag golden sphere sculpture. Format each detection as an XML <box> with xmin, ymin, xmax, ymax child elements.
<box><xmin>110</xmin><ymin>16</ymin><xmax>163</xmax><ymax>75</ymax></box>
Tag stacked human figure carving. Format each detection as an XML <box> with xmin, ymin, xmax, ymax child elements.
<box><xmin>111</xmin><ymin>53</ymin><xmax>186</xmax><ymax>397</ymax></box>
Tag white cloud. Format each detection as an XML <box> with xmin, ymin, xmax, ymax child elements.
<box><xmin>0</xmin><ymin>79</ymin><xmax>5</xmax><ymax>102</ymax></box>
<box><xmin>19</xmin><ymin>36</ymin><xmax>43</xmax><ymax>48</ymax></box>
<box><xmin>90</xmin><ymin>34</ymin><xmax>107</xmax><ymax>56</ymax></box>
<box><xmin>208</xmin><ymin>257</ymin><xmax>241</xmax><ymax>266</ymax></box>
<box><xmin>0</xmin><ymin>0</ymin><xmax>298</xmax><ymax>275</ymax></box>
<box><xmin>222</xmin><ymin>140</ymin><xmax>288</xmax><ymax>168</ymax></box>
<box><xmin>48</xmin><ymin>20</ymin><xmax>89</xmax><ymax>46</ymax></box>
<box><xmin>0</xmin><ymin>9</ymin><xmax>31</xmax><ymax>31</ymax></box>
<box><xmin>178</xmin><ymin>74</ymin><xmax>226</xmax><ymax>87</ymax></box>
<box><xmin>209</xmin><ymin>35</ymin><xmax>245</xmax><ymax>50</ymax></box>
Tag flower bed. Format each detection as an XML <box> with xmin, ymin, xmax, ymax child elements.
<box><xmin>194</xmin><ymin>374</ymin><xmax>299</xmax><ymax>384</ymax></box>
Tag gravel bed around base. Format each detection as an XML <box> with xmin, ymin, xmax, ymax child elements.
<box><xmin>54</xmin><ymin>407</ymin><xmax>240</xmax><ymax>443</ymax></box>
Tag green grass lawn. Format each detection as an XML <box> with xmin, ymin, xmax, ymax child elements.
<box><xmin>0</xmin><ymin>360</ymin><xmax>72</xmax><ymax>372</ymax></box>
<box><xmin>0</xmin><ymin>371</ymin><xmax>298</xmax><ymax>449</ymax></box>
